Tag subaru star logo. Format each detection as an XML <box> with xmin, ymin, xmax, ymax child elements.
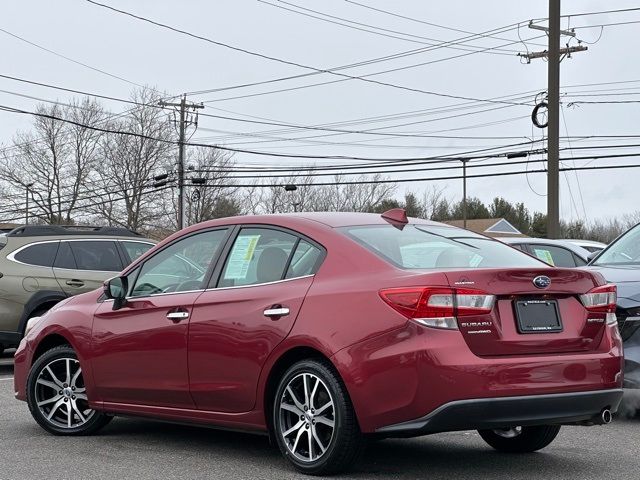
<box><xmin>533</xmin><ymin>275</ymin><xmax>551</xmax><ymax>289</ymax></box>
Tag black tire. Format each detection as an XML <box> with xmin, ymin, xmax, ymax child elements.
<box><xmin>272</xmin><ymin>359</ymin><xmax>365</xmax><ymax>475</ymax></box>
<box><xmin>478</xmin><ymin>425</ymin><xmax>561</xmax><ymax>453</ymax></box>
<box><xmin>26</xmin><ymin>345</ymin><xmax>112</xmax><ymax>436</ymax></box>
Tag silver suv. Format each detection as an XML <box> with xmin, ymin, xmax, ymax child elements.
<box><xmin>0</xmin><ymin>225</ymin><xmax>154</xmax><ymax>353</ymax></box>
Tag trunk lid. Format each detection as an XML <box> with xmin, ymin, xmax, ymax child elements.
<box><xmin>441</xmin><ymin>268</ymin><xmax>604</xmax><ymax>356</ymax></box>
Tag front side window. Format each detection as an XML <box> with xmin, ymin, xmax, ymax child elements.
<box><xmin>69</xmin><ymin>241</ymin><xmax>123</xmax><ymax>272</ymax></box>
<box><xmin>341</xmin><ymin>225</ymin><xmax>545</xmax><ymax>269</ymax></box>
<box><xmin>130</xmin><ymin>229</ymin><xmax>227</xmax><ymax>297</ymax></box>
<box><xmin>593</xmin><ymin>223</ymin><xmax>640</xmax><ymax>266</ymax></box>
<box><xmin>121</xmin><ymin>241</ymin><xmax>154</xmax><ymax>263</ymax></box>
<box><xmin>219</xmin><ymin>228</ymin><xmax>297</xmax><ymax>287</ymax></box>
<box><xmin>13</xmin><ymin>242</ymin><xmax>58</xmax><ymax>267</ymax></box>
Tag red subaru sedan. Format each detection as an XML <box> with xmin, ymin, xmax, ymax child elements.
<box><xmin>14</xmin><ymin>211</ymin><xmax>623</xmax><ymax>475</ymax></box>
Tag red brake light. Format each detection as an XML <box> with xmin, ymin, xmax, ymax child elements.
<box><xmin>580</xmin><ymin>284</ymin><xmax>617</xmax><ymax>313</ymax></box>
<box><xmin>379</xmin><ymin>287</ymin><xmax>495</xmax><ymax>329</ymax></box>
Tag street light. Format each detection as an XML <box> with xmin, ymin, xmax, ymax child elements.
<box><xmin>283</xmin><ymin>184</ymin><xmax>298</xmax><ymax>212</ymax></box>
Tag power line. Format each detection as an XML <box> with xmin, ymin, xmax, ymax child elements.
<box><xmin>184</xmin><ymin>23</ymin><xmax>532</xmax><ymax>98</ymax></box>
<box><xmin>561</xmin><ymin>7</ymin><xmax>640</xmax><ymax>18</ymax></box>
<box><xmin>0</xmin><ymin>27</ymin><xmax>150</xmax><ymax>91</ymax></box>
<box><xmin>343</xmin><ymin>0</ymin><xmax>546</xmax><ymax>47</ymax></box>
<box><xmin>573</xmin><ymin>20</ymin><xmax>640</xmax><ymax>29</ymax></box>
<box><xmin>178</xmin><ymin>144</ymin><xmax>640</xmax><ymax>175</ymax></box>
<box><xmin>0</xmin><ymin>184</ymin><xmax>175</xmax><ymax>223</ymax></box>
<box><xmin>0</xmin><ymin>101</ymin><xmax>540</xmax><ymax>162</ymax></box>
<box><xmin>198</xmin><ymin>34</ymin><xmax>544</xmax><ymax>104</ymax></box>
<box><xmin>561</xmin><ymin>105</ymin><xmax>587</xmax><ymax>219</ymax></box>
<box><xmin>257</xmin><ymin>0</ymin><xmax>519</xmax><ymax>55</ymax></box>
<box><xmin>84</xmin><ymin>0</ymin><xmax>529</xmax><ymax>106</ymax></box>
<box><xmin>0</xmin><ymin>73</ymin><xmax>164</xmax><ymax>107</ymax></box>
<box><xmin>0</xmin><ymin>76</ymin><xmax>533</xmax><ymax>141</ymax></box>
<box><xmin>196</xmin><ymin>115</ymin><xmax>532</xmax><ymax>150</ymax></box>
<box><xmin>188</xmin><ymin>161</ymin><xmax>640</xmax><ymax>189</ymax></box>
<box><xmin>568</xmin><ymin>100</ymin><xmax>640</xmax><ymax>105</ymax></box>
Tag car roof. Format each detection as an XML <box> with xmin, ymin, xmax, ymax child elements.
<box><xmin>5</xmin><ymin>225</ymin><xmax>143</xmax><ymax>238</ymax></box>
<box><xmin>192</xmin><ymin>212</ymin><xmax>447</xmax><ymax>229</ymax></box>
<box><xmin>563</xmin><ymin>239</ymin><xmax>607</xmax><ymax>247</ymax></box>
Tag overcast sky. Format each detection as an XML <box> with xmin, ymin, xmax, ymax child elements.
<box><xmin>2</xmin><ymin>0</ymin><xmax>640</xmax><ymax>222</ymax></box>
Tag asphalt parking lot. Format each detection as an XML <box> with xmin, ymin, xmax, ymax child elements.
<box><xmin>0</xmin><ymin>353</ymin><xmax>637</xmax><ymax>480</ymax></box>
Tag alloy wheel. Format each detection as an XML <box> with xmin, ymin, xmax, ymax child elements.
<box><xmin>33</xmin><ymin>357</ymin><xmax>95</xmax><ymax>429</ymax></box>
<box><xmin>278</xmin><ymin>372</ymin><xmax>335</xmax><ymax>463</ymax></box>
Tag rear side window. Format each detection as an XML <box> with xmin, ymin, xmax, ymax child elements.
<box><xmin>219</xmin><ymin>228</ymin><xmax>298</xmax><ymax>287</ymax></box>
<box><xmin>54</xmin><ymin>242</ymin><xmax>77</xmax><ymax>269</ymax></box>
<box><xmin>529</xmin><ymin>245</ymin><xmax>577</xmax><ymax>267</ymax></box>
<box><xmin>285</xmin><ymin>240</ymin><xmax>323</xmax><ymax>279</ymax></box>
<box><xmin>13</xmin><ymin>242</ymin><xmax>58</xmax><ymax>267</ymax></box>
<box><xmin>341</xmin><ymin>225</ymin><xmax>544</xmax><ymax>269</ymax></box>
<box><xmin>69</xmin><ymin>241</ymin><xmax>123</xmax><ymax>272</ymax></box>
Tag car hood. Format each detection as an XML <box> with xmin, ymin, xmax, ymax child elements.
<box><xmin>583</xmin><ymin>265</ymin><xmax>640</xmax><ymax>305</ymax></box>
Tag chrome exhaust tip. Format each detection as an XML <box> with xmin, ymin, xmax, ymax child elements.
<box><xmin>601</xmin><ymin>409</ymin><xmax>612</xmax><ymax>424</ymax></box>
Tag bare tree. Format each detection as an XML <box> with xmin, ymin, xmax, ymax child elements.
<box><xmin>420</xmin><ymin>185</ymin><xmax>447</xmax><ymax>219</ymax></box>
<box><xmin>91</xmin><ymin>88</ymin><xmax>175</xmax><ymax>231</ymax></box>
<box><xmin>0</xmin><ymin>100</ymin><xmax>105</xmax><ymax>224</ymax></box>
<box><xmin>239</xmin><ymin>172</ymin><xmax>396</xmax><ymax>214</ymax></box>
<box><xmin>183</xmin><ymin>146</ymin><xmax>240</xmax><ymax>224</ymax></box>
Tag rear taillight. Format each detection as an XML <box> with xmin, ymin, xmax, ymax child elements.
<box><xmin>580</xmin><ymin>284</ymin><xmax>617</xmax><ymax>325</ymax></box>
<box><xmin>379</xmin><ymin>287</ymin><xmax>495</xmax><ymax>330</ymax></box>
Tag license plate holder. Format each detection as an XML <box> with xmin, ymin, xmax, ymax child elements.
<box><xmin>515</xmin><ymin>299</ymin><xmax>563</xmax><ymax>334</ymax></box>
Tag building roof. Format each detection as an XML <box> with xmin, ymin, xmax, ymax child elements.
<box><xmin>445</xmin><ymin>218</ymin><xmax>526</xmax><ymax>237</ymax></box>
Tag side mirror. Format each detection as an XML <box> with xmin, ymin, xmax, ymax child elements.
<box><xmin>104</xmin><ymin>276</ymin><xmax>128</xmax><ymax>310</ymax></box>
<box><xmin>587</xmin><ymin>251</ymin><xmax>599</xmax><ymax>263</ymax></box>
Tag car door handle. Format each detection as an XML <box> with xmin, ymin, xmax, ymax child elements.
<box><xmin>166</xmin><ymin>311</ymin><xmax>189</xmax><ymax>322</ymax></box>
<box><xmin>264</xmin><ymin>307</ymin><xmax>290</xmax><ymax>318</ymax></box>
<box><xmin>66</xmin><ymin>279</ymin><xmax>84</xmax><ymax>287</ymax></box>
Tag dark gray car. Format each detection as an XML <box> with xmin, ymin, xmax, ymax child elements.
<box><xmin>584</xmin><ymin>223</ymin><xmax>640</xmax><ymax>389</ymax></box>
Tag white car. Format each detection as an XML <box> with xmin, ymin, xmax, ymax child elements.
<box><xmin>564</xmin><ymin>239</ymin><xmax>607</xmax><ymax>254</ymax></box>
<box><xmin>497</xmin><ymin>237</ymin><xmax>592</xmax><ymax>267</ymax></box>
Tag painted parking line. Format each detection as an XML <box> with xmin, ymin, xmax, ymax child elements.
<box><xmin>0</xmin><ymin>377</ymin><xmax>14</xmax><ymax>381</ymax></box>
<box><xmin>0</xmin><ymin>358</ymin><xmax>14</xmax><ymax>366</ymax></box>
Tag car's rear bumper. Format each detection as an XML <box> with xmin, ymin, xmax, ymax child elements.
<box><xmin>376</xmin><ymin>389</ymin><xmax>624</xmax><ymax>436</ymax></box>
<box><xmin>332</xmin><ymin>321</ymin><xmax>624</xmax><ymax>433</ymax></box>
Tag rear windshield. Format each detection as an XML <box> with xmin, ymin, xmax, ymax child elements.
<box><xmin>341</xmin><ymin>225</ymin><xmax>545</xmax><ymax>269</ymax></box>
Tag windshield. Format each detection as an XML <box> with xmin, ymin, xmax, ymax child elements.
<box><xmin>593</xmin><ymin>223</ymin><xmax>640</xmax><ymax>266</ymax></box>
<box><xmin>340</xmin><ymin>225</ymin><xmax>545</xmax><ymax>269</ymax></box>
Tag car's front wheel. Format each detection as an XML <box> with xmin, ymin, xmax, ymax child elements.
<box><xmin>478</xmin><ymin>425</ymin><xmax>561</xmax><ymax>453</ymax></box>
<box><xmin>273</xmin><ymin>359</ymin><xmax>364</xmax><ymax>475</ymax></box>
<box><xmin>26</xmin><ymin>345</ymin><xmax>111</xmax><ymax>435</ymax></box>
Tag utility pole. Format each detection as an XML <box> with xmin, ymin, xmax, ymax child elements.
<box><xmin>461</xmin><ymin>159</ymin><xmax>468</xmax><ymax>229</ymax></box>
<box><xmin>159</xmin><ymin>95</ymin><xmax>204</xmax><ymax>230</ymax></box>
<box><xmin>518</xmin><ymin>1</ymin><xmax>587</xmax><ymax>238</ymax></box>
<box><xmin>25</xmin><ymin>183</ymin><xmax>34</xmax><ymax>225</ymax></box>
<box><xmin>547</xmin><ymin>0</ymin><xmax>561</xmax><ymax>239</ymax></box>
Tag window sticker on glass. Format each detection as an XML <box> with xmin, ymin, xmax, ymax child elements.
<box><xmin>225</xmin><ymin>235</ymin><xmax>261</xmax><ymax>279</ymax></box>
<box><xmin>469</xmin><ymin>254</ymin><xmax>483</xmax><ymax>267</ymax></box>
<box><xmin>533</xmin><ymin>248</ymin><xmax>555</xmax><ymax>266</ymax></box>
